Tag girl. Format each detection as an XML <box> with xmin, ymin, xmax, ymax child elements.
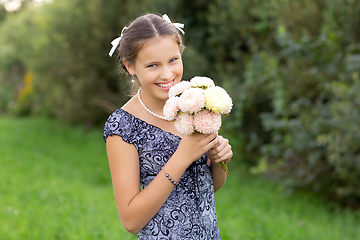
<box><xmin>104</xmin><ymin>13</ymin><xmax>232</xmax><ymax>239</ymax></box>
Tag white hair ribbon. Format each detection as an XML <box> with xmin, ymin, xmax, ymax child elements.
<box><xmin>162</xmin><ymin>14</ymin><xmax>185</xmax><ymax>35</ymax></box>
<box><xmin>109</xmin><ymin>27</ymin><xmax>128</xmax><ymax>57</ymax></box>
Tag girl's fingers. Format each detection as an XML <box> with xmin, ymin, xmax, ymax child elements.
<box><xmin>210</xmin><ymin>136</ymin><xmax>227</xmax><ymax>154</ymax></box>
<box><xmin>205</xmin><ymin>133</ymin><xmax>218</xmax><ymax>143</ymax></box>
<box><xmin>208</xmin><ymin>136</ymin><xmax>232</xmax><ymax>162</ymax></box>
<box><xmin>203</xmin><ymin>133</ymin><xmax>218</xmax><ymax>148</ymax></box>
<box><xmin>214</xmin><ymin>150</ymin><xmax>232</xmax><ymax>164</ymax></box>
<box><xmin>178</xmin><ymin>132</ymin><xmax>221</xmax><ymax>164</ymax></box>
<box><xmin>208</xmin><ymin>136</ymin><xmax>220</xmax><ymax>150</ymax></box>
<box><xmin>213</xmin><ymin>145</ymin><xmax>230</xmax><ymax>160</ymax></box>
<box><xmin>211</xmin><ymin>136</ymin><xmax>222</xmax><ymax>150</ymax></box>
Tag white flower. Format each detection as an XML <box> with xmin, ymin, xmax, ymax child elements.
<box><xmin>190</xmin><ymin>76</ymin><xmax>215</xmax><ymax>89</ymax></box>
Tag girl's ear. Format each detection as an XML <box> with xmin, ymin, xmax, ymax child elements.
<box><xmin>123</xmin><ymin>59</ymin><xmax>134</xmax><ymax>75</ymax></box>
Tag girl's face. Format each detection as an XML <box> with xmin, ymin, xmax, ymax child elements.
<box><xmin>128</xmin><ymin>36</ymin><xmax>183</xmax><ymax>103</ymax></box>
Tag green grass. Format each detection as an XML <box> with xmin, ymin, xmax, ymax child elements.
<box><xmin>1</xmin><ymin>117</ymin><xmax>359</xmax><ymax>240</ymax></box>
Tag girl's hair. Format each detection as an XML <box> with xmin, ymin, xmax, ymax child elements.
<box><xmin>118</xmin><ymin>13</ymin><xmax>185</xmax><ymax>73</ymax></box>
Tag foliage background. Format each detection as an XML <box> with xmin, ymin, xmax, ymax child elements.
<box><xmin>0</xmin><ymin>0</ymin><xmax>359</xmax><ymax>206</ymax></box>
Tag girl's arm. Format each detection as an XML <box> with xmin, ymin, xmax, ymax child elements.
<box><xmin>106</xmin><ymin>132</ymin><xmax>218</xmax><ymax>234</ymax></box>
<box><xmin>207</xmin><ymin>135</ymin><xmax>233</xmax><ymax>192</ymax></box>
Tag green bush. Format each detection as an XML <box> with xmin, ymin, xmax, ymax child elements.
<box><xmin>197</xmin><ymin>0</ymin><xmax>360</xmax><ymax>205</ymax></box>
<box><xmin>247</xmin><ymin>0</ymin><xmax>360</xmax><ymax>206</ymax></box>
<box><xmin>0</xmin><ymin>0</ymin><xmax>140</xmax><ymax>123</ymax></box>
<box><xmin>317</xmin><ymin>78</ymin><xmax>360</xmax><ymax>205</ymax></box>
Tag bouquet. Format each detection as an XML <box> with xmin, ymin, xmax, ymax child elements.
<box><xmin>163</xmin><ymin>76</ymin><xmax>232</xmax><ymax>175</ymax></box>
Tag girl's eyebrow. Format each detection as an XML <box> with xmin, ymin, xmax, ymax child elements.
<box><xmin>171</xmin><ymin>53</ymin><xmax>181</xmax><ymax>59</ymax></box>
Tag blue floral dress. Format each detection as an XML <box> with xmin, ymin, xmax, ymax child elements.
<box><xmin>103</xmin><ymin>109</ymin><xmax>221</xmax><ymax>240</ymax></box>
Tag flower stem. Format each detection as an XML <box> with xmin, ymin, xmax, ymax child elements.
<box><xmin>218</xmin><ymin>162</ymin><xmax>229</xmax><ymax>176</ymax></box>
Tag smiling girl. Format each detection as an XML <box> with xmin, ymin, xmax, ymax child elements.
<box><xmin>104</xmin><ymin>13</ymin><xmax>232</xmax><ymax>239</ymax></box>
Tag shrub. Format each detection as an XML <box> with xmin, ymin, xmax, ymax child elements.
<box><xmin>248</xmin><ymin>0</ymin><xmax>360</xmax><ymax>206</ymax></box>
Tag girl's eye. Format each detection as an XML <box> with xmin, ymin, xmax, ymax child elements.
<box><xmin>169</xmin><ymin>58</ymin><xmax>178</xmax><ymax>63</ymax></box>
<box><xmin>147</xmin><ymin>64</ymin><xmax>156</xmax><ymax>68</ymax></box>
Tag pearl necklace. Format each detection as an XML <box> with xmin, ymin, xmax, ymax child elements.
<box><xmin>137</xmin><ymin>88</ymin><xmax>170</xmax><ymax>121</ymax></box>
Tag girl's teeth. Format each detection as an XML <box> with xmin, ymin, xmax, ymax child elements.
<box><xmin>157</xmin><ymin>82</ymin><xmax>172</xmax><ymax>88</ymax></box>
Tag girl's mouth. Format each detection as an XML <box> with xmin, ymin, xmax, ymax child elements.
<box><xmin>156</xmin><ymin>79</ymin><xmax>175</xmax><ymax>89</ymax></box>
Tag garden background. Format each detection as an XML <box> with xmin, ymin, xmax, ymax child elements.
<box><xmin>0</xmin><ymin>0</ymin><xmax>359</xmax><ymax>239</ymax></box>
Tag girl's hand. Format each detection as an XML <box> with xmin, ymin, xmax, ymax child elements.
<box><xmin>176</xmin><ymin>132</ymin><xmax>219</xmax><ymax>166</ymax></box>
<box><xmin>207</xmin><ymin>135</ymin><xmax>232</xmax><ymax>165</ymax></box>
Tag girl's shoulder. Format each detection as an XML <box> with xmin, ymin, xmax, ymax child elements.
<box><xmin>103</xmin><ymin>100</ymin><xmax>150</xmax><ymax>145</ymax></box>
<box><xmin>103</xmin><ymin>108</ymin><xmax>135</xmax><ymax>142</ymax></box>
<box><xmin>103</xmin><ymin>94</ymin><xmax>143</xmax><ymax>137</ymax></box>
<box><xmin>121</xmin><ymin>95</ymin><xmax>140</xmax><ymax>116</ymax></box>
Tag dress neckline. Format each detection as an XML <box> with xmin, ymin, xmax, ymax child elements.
<box><xmin>118</xmin><ymin>108</ymin><xmax>182</xmax><ymax>140</ymax></box>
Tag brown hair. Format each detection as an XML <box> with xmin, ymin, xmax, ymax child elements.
<box><xmin>118</xmin><ymin>14</ymin><xmax>185</xmax><ymax>71</ymax></box>
<box><xmin>116</xmin><ymin>14</ymin><xmax>185</xmax><ymax>94</ymax></box>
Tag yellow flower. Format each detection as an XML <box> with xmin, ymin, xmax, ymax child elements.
<box><xmin>203</xmin><ymin>86</ymin><xmax>233</xmax><ymax>114</ymax></box>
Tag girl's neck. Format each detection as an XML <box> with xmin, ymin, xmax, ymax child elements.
<box><xmin>138</xmin><ymin>88</ymin><xmax>167</xmax><ymax>117</ymax></box>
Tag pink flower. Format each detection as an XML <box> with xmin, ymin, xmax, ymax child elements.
<box><xmin>194</xmin><ymin>109</ymin><xmax>222</xmax><ymax>134</ymax></box>
<box><xmin>174</xmin><ymin>113</ymin><xmax>195</xmax><ymax>135</ymax></box>
<box><xmin>168</xmin><ymin>81</ymin><xmax>192</xmax><ymax>98</ymax></box>
<box><xmin>163</xmin><ymin>97</ymin><xmax>180</xmax><ymax>120</ymax></box>
<box><xmin>178</xmin><ymin>88</ymin><xmax>205</xmax><ymax>114</ymax></box>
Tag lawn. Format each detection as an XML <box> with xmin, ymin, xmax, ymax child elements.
<box><xmin>1</xmin><ymin>117</ymin><xmax>359</xmax><ymax>240</ymax></box>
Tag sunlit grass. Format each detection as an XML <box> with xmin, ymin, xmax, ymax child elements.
<box><xmin>1</xmin><ymin>117</ymin><xmax>359</xmax><ymax>239</ymax></box>
<box><xmin>216</xmin><ymin>167</ymin><xmax>360</xmax><ymax>240</ymax></box>
<box><xmin>0</xmin><ymin>117</ymin><xmax>135</xmax><ymax>240</ymax></box>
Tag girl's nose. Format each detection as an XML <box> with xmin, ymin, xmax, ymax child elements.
<box><xmin>160</xmin><ymin>66</ymin><xmax>173</xmax><ymax>80</ymax></box>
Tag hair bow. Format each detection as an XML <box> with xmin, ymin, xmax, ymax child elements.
<box><xmin>109</xmin><ymin>14</ymin><xmax>184</xmax><ymax>57</ymax></box>
<box><xmin>162</xmin><ymin>14</ymin><xmax>185</xmax><ymax>35</ymax></box>
<box><xmin>109</xmin><ymin>27</ymin><xmax>128</xmax><ymax>57</ymax></box>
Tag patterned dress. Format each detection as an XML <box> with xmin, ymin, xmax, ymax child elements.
<box><xmin>103</xmin><ymin>109</ymin><xmax>221</xmax><ymax>240</ymax></box>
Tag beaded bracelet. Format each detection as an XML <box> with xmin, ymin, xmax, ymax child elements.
<box><xmin>161</xmin><ymin>167</ymin><xmax>179</xmax><ymax>186</ymax></box>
